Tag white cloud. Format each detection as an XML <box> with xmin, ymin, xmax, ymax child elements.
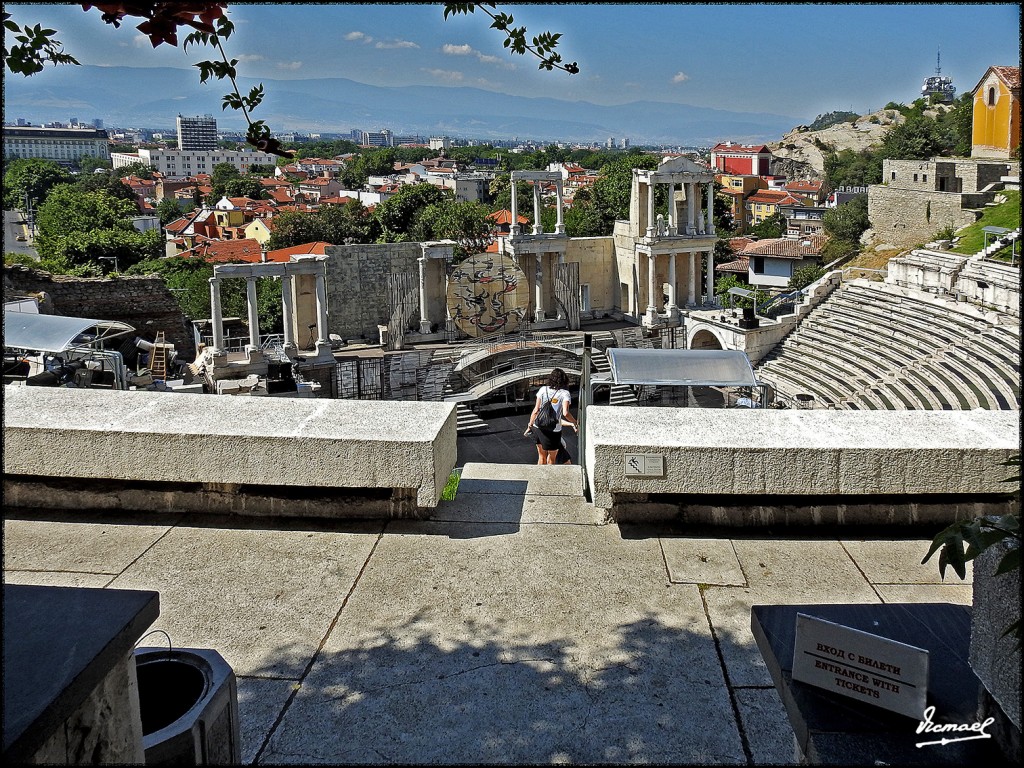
<box><xmin>672</xmin><ymin>71</ymin><xmax>690</xmax><ymax>84</ymax></box>
<box><xmin>443</xmin><ymin>43</ymin><xmax>515</xmax><ymax>69</ymax></box>
<box><xmin>132</xmin><ymin>33</ymin><xmax>151</xmax><ymax>48</ymax></box>
<box><xmin>277</xmin><ymin>61</ymin><xmax>303</xmax><ymax>71</ymax></box>
<box><xmin>423</xmin><ymin>68</ymin><xmax>464</xmax><ymax>82</ymax></box>
<box><xmin>376</xmin><ymin>39</ymin><xmax>419</xmax><ymax>49</ymax></box>
<box><xmin>236</xmin><ymin>54</ymin><xmax>265</xmax><ymax>63</ymax></box>
<box><xmin>345</xmin><ymin>31</ymin><xmax>372</xmax><ymax>43</ymax></box>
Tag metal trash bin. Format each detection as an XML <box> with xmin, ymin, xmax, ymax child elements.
<box><xmin>134</xmin><ymin>647</ymin><xmax>240</xmax><ymax>765</ymax></box>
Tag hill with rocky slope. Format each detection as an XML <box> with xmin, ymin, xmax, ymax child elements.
<box><xmin>767</xmin><ymin>108</ymin><xmax>906</xmax><ymax>180</ymax></box>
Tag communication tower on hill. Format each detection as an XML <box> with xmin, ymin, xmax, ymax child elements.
<box><xmin>921</xmin><ymin>47</ymin><xmax>956</xmax><ymax>104</ymax></box>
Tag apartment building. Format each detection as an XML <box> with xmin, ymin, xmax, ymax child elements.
<box><xmin>112</xmin><ymin>148</ymin><xmax>278</xmax><ymax>177</ymax></box>
<box><xmin>176</xmin><ymin>114</ymin><xmax>218</xmax><ymax>151</ymax></box>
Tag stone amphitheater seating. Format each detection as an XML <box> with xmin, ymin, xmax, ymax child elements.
<box><xmin>755</xmin><ymin>277</ymin><xmax>1020</xmax><ymax>411</ymax></box>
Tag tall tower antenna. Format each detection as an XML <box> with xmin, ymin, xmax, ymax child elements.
<box><xmin>936</xmin><ymin>46</ymin><xmax>941</xmax><ymax>76</ymax></box>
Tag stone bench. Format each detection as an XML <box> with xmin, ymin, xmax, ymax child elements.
<box><xmin>585</xmin><ymin>408</ymin><xmax>1019</xmax><ymax>524</ymax></box>
<box><xmin>3</xmin><ymin>386</ymin><xmax>457</xmax><ymax>517</ymax></box>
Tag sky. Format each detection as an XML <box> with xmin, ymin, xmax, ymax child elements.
<box><xmin>4</xmin><ymin>3</ymin><xmax>1021</xmax><ymax>121</ymax></box>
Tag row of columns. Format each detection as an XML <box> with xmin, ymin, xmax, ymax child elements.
<box><xmin>644</xmin><ymin>249</ymin><xmax>715</xmax><ymax>323</ymax></box>
<box><xmin>646</xmin><ymin>180</ymin><xmax>716</xmax><ymax>239</ymax></box>
<box><xmin>509</xmin><ymin>173</ymin><xmax>565</xmax><ymax>236</ymax></box>
<box><xmin>207</xmin><ymin>271</ymin><xmax>328</xmax><ymax>355</ymax></box>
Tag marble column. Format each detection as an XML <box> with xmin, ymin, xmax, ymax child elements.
<box><xmin>667</xmin><ymin>183</ymin><xmax>677</xmax><ymax>235</ymax></box>
<box><xmin>314</xmin><ymin>272</ymin><xmax>328</xmax><ymax>345</ymax></box>
<box><xmin>532</xmin><ymin>183</ymin><xmax>543</xmax><ymax>235</ymax></box>
<box><xmin>534</xmin><ymin>253</ymin><xmax>545</xmax><ymax>322</ymax></box>
<box><xmin>667</xmin><ymin>253</ymin><xmax>678</xmax><ymax>308</ymax></box>
<box><xmin>706</xmin><ymin>182</ymin><xmax>717</xmax><ymax>235</ymax></box>
<box><xmin>281</xmin><ymin>274</ymin><xmax>295</xmax><ymax>351</ymax></box>
<box><xmin>555</xmin><ymin>179</ymin><xmax>565</xmax><ymax>234</ymax></box>
<box><xmin>705</xmin><ymin>250</ymin><xmax>715</xmax><ymax>303</ymax></box>
<box><xmin>510</xmin><ymin>179</ymin><xmax>520</xmax><ymax>235</ymax></box>
<box><xmin>688</xmin><ymin>252</ymin><xmax>697</xmax><ymax>305</ymax></box>
<box><xmin>646</xmin><ymin>180</ymin><xmax>656</xmax><ymax>238</ymax></box>
<box><xmin>686</xmin><ymin>182</ymin><xmax>696</xmax><ymax>235</ymax></box>
<box><xmin>209</xmin><ymin>277</ymin><xmax>224</xmax><ymax>353</ymax></box>
<box><xmin>245</xmin><ymin>276</ymin><xmax>260</xmax><ymax>350</ymax></box>
<box><xmin>696</xmin><ymin>185</ymin><xmax>706</xmax><ymax>235</ymax></box>
<box><xmin>418</xmin><ymin>256</ymin><xmax>431</xmax><ymax>333</ymax></box>
<box><xmin>645</xmin><ymin>251</ymin><xmax>658</xmax><ymax>325</ymax></box>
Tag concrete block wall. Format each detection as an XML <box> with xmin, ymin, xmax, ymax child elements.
<box><xmin>3</xmin><ymin>266</ymin><xmax>194</xmax><ymax>357</ymax></box>
<box><xmin>956</xmin><ymin>259</ymin><xmax>1021</xmax><ymax>315</ymax></box>
<box><xmin>585</xmin><ymin>408</ymin><xmax>1020</xmax><ymax>523</ymax></box>
<box><xmin>3</xmin><ymin>386</ymin><xmax>457</xmax><ymax>510</ymax></box>
<box><xmin>567</xmin><ymin>236</ymin><xmax>616</xmax><ymax>316</ymax></box>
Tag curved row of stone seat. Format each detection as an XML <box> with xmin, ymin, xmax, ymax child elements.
<box><xmin>809</xmin><ymin>284</ymin><xmax>1019</xmax><ymax>404</ymax></box>
<box><xmin>756</xmin><ymin>280</ymin><xmax>1020</xmax><ymax>411</ymax></box>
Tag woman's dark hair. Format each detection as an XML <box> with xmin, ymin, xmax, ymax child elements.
<box><xmin>546</xmin><ymin>368</ymin><xmax>568</xmax><ymax>389</ymax></box>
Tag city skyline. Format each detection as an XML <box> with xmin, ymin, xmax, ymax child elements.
<box><xmin>3</xmin><ymin>3</ymin><xmax>1020</xmax><ymax>123</ymax></box>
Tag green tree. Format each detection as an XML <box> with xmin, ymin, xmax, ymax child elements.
<box><xmin>76</xmin><ymin>155</ymin><xmax>111</xmax><ymax>174</ymax></box>
<box><xmin>373</xmin><ymin>183</ymin><xmax>448</xmax><ymax>242</ymax></box>
<box><xmin>413</xmin><ymin>199</ymin><xmax>493</xmax><ymax>254</ymax></box>
<box><xmin>2</xmin><ymin>158</ymin><xmax>71</xmax><ymax>209</ymax></box>
<box><xmin>749</xmin><ymin>212</ymin><xmax>785</xmax><ymax>239</ymax></box>
<box><xmin>319</xmin><ymin>200</ymin><xmax>378</xmax><ymax>245</ymax></box>
<box><xmin>114</xmin><ymin>161</ymin><xmax>154</xmax><ymax>179</ymax></box>
<box><xmin>582</xmin><ymin>153</ymin><xmax>661</xmax><ymax>235</ymax></box>
<box><xmin>266</xmin><ymin>211</ymin><xmax>323</xmax><ymax>250</ymax></box>
<box><xmin>823</xmin><ymin>147</ymin><xmax>883</xmax><ymax>190</ymax></box>
<box><xmin>880</xmin><ymin>114</ymin><xmax>945</xmax><ymax>160</ymax></box>
<box><xmin>714</xmin><ymin>273</ymin><xmax>766</xmax><ymax>309</ymax></box>
<box><xmin>245</xmin><ymin>163</ymin><xmax>277</xmax><ymax>177</ymax></box>
<box><xmin>788</xmin><ymin>264</ymin><xmax>827</xmax><ymax>290</ymax></box>
<box><xmin>823</xmin><ymin>196</ymin><xmax>869</xmax><ymax>242</ymax></box>
<box><xmin>156</xmin><ymin>198</ymin><xmax>186</xmax><ymax>226</ymax></box>
<box><xmin>34</xmin><ymin>184</ymin><xmax>155</xmax><ymax>270</ymax></box>
<box><xmin>221</xmin><ymin>176</ymin><xmax>265</xmax><ymax>200</ymax></box>
<box><xmin>74</xmin><ymin>168</ymin><xmax>140</xmax><ymax>204</ymax></box>
<box><xmin>489</xmin><ymin>174</ymin><xmax>535</xmax><ymax>220</ymax></box>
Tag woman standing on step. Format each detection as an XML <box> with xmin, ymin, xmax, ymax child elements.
<box><xmin>524</xmin><ymin>368</ymin><xmax>578</xmax><ymax>465</ymax></box>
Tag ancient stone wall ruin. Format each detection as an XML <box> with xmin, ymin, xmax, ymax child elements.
<box><xmin>3</xmin><ymin>265</ymin><xmax>194</xmax><ymax>357</ymax></box>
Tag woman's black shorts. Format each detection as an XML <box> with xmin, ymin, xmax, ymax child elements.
<box><xmin>531</xmin><ymin>425</ymin><xmax>562</xmax><ymax>451</ymax></box>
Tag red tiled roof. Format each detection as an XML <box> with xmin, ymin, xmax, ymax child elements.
<box><xmin>183</xmin><ymin>238</ymin><xmax>265</xmax><ymax>263</ymax></box>
<box><xmin>715</xmin><ymin>256</ymin><xmax>750</xmax><ymax>273</ymax></box>
<box><xmin>740</xmin><ymin>234</ymin><xmax>827</xmax><ymax>259</ymax></box>
<box><xmin>728</xmin><ymin>237</ymin><xmax>755</xmax><ymax>252</ymax></box>
<box><xmin>264</xmin><ymin>241</ymin><xmax>331</xmax><ymax>262</ymax></box>
<box><xmin>165</xmin><ymin>216</ymin><xmax>191</xmax><ymax>234</ymax></box>
<box><xmin>784</xmin><ymin>180</ymin><xmax>822</xmax><ymax>192</ymax></box>
<box><xmin>711</xmin><ymin>143</ymin><xmax>770</xmax><ymax>154</ymax></box>
<box><xmin>974</xmin><ymin>65</ymin><xmax>1021</xmax><ymax>93</ymax></box>
<box><xmin>488</xmin><ymin>209</ymin><xmax>529</xmax><ymax>225</ymax></box>
<box><xmin>747</xmin><ymin>190</ymin><xmax>802</xmax><ymax>205</ymax></box>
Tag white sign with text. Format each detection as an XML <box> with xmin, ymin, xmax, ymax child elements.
<box><xmin>792</xmin><ymin>613</ymin><xmax>929</xmax><ymax>719</ymax></box>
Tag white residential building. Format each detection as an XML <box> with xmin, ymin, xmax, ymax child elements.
<box><xmin>176</xmin><ymin>115</ymin><xmax>218</xmax><ymax>151</ymax></box>
<box><xmin>113</xmin><ymin>148</ymin><xmax>278</xmax><ymax>177</ymax></box>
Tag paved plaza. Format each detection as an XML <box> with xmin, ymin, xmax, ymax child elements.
<box><xmin>2</xmin><ymin>463</ymin><xmax>973</xmax><ymax>765</ymax></box>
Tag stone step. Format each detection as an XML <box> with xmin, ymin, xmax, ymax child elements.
<box><xmin>455</xmin><ymin>403</ymin><xmax>488</xmax><ymax>433</ymax></box>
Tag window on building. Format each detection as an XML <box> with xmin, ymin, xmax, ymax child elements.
<box><xmin>922</xmin><ymin>174</ymin><xmax>927</xmax><ymax>182</ymax></box>
<box><xmin>891</xmin><ymin>171</ymin><xmax>896</xmax><ymax>180</ymax></box>
<box><xmin>988</xmin><ymin>87</ymin><xmax>996</xmax><ymax>106</ymax></box>
<box><xmin>913</xmin><ymin>174</ymin><xmax>918</xmax><ymax>182</ymax></box>
<box><xmin>753</xmin><ymin>257</ymin><xmax>765</xmax><ymax>273</ymax></box>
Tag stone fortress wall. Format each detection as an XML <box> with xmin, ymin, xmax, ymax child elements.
<box><xmin>3</xmin><ymin>265</ymin><xmax>194</xmax><ymax>357</ymax></box>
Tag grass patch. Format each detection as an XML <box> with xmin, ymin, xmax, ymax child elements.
<box><xmin>950</xmin><ymin>190</ymin><xmax>1020</xmax><ymax>255</ymax></box>
<box><xmin>440</xmin><ymin>468</ymin><xmax>462</xmax><ymax>501</ymax></box>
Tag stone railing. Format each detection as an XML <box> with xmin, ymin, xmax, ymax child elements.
<box><xmin>585</xmin><ymin>407</ymin><xmax>1019</xmax><ymax>524</ymax></box>
<box><xmin>3</xmin><ymin>386</ymin><xmax>457</xmax><ymax>516</ymax></box>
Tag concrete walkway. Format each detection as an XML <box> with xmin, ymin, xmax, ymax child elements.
<box><xmin>2</xmin><ymin>463</ymin><xmax>973</xmax><ymax>765</ymax></box>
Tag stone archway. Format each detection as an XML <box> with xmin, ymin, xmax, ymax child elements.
<box><xmin>689</xmin><ymin>328</ymin><xmax>723</xmax><ymax>350</ymax></box>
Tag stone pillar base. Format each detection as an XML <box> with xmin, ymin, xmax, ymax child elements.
<box><xmin>643</xmin><ymin>308</ymin><xmax>660</xmax><ymax>327</ymax></box>
<box><xmin>534</xmin><ymin>309</ymin><xmax>546</xmax><ymax>322</ymax></box>
<box><xmin>419</xmin><ymin>320</ymin><xmax>432</xmax><ymax>334</ymax></box>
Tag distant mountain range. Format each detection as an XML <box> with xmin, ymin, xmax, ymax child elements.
<box><xmin>4</xmin><ymin>65</ymin><xmax>800</xmax><ymax>146</ymax></box>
